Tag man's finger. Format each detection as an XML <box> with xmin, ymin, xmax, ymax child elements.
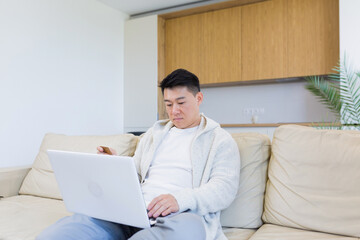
<box><xmin>147</xmin><ymin>199</ymin><xmax>165</xmax><ymax>217</ymax></box>
<box><xmin>152</xmin><ymin>204</ymin><xmax>169</xmax><ymax>218</ymax></box>
<box><xmin>97</xmin><ymin>146</ymin><xmax>107</xmax><ymax>155</ymax></box>
<box><xmin>161</xmin><ymin>207</ymin><xmax>173</xmax><ymax>217</ymax></box>
<box><xmin>148</xmin><ymin>203</ymin><xmax>161</xmax><ymax>217</ymax></box>
<box><xmin>147</xmin><ymin>196</ymin><xmax>162</xmax><ymax>212</ymax></box>
<box><xmin>148</xmin><ymin>194</ymin><xmax>165</xmax><ymax>210</ymax></box>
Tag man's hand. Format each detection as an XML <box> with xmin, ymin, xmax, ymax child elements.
<box><xmin>147</xmin><ymin>194</ymin><xmax>179</xmax><ymax>218</ymax></box>
<box><xmin>97</xmin><ymin>146</ymin><xmax>117</xmax><ymax>155</ymax></box>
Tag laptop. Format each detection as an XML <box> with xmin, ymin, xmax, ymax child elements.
<box><xmin>47</xmin><ymin>149</ymin><xmax>154</xmax><ymax>229</ymax></box>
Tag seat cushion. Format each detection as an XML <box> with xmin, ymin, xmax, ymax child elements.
<box><xmin>0</xmin><ymin>195</ymin><xmax>71</xmax><ymax>240</ymax></box>
<box><xmin>223</xmin><ymin>227</ymin><xmax>256</xmax><ymax>240</ymax></box>
<box><xmin>248</xmin><ymin>224</ymin><xmax>358</xmax><ymax>240</ymax></box>
<box><xmin>221</xmin><ymin>133</ymin><xmax>271</xmax><ymax>228</ymax></box>
<box><xmin>19</xmin><ymin>133</ymin><xmax>138</xmax><ymax>199</ymax></box>
<box><xmin>262</xmin><ymin>125</ymin><xmax>360</xmax><ymax>238</ymax></box>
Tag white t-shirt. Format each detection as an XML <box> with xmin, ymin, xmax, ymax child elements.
<box><xmin>141</xmin><ymin>125</ymin><xmax>198</xmax><ymax>206</ymax></box>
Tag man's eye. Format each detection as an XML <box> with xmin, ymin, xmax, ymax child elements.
<box><xmin>166</xmin><ymin>104</ymin><xmax>172</xmax><ymax>107</ymax></box>
<box><xmin>179</xmin><ymin>102</ymin><xmax>185</xmax><ymax>105</ymax></box>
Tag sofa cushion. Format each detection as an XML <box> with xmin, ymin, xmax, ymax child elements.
<box><xmin>248</xmin><ymin>224</ymin><xmax>358</xmax><ymax>240</ymax></box>
<box><xmin>223</xmin><ymin>227</ymin><xmax>256</xmax><ymax>240</ymax></box>
<box><xmin>0</xmin><ymin>166</ymin><xmax>31</xmax><ymax>198</ymax></box>
<box><xmin>0</xmin><ymin>195</ymin><xmax>71</xmax><ymax>240</ymax></box>
<box><xmin>262</xmin><ymin>125</ymin><xmax>360</xmax><ymax>238</ymax></box>
<box><xmin>19</xmin><ymin>133</ymin><xmax>138</xmax><ymax>200</ymax></box>
<box><xmin>221</xmin><ymin>133</ymin><xmax>271</xmax><ymax>228</ymax></box>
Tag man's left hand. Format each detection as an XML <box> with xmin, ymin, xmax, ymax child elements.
<box><xmin>147</xmin><ymin>194</ymin><xmax>179</xmax><ymax>218</ymax></box>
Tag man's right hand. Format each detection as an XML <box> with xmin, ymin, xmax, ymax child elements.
<box><xmin>97</xmin><ymin>146</ymin><xmax>117</xmax><ymax>155</ymax></box>
<box><xmin>147</xmin><ymin>194</ymin><xmax>179</xmax><ymax>218</ymax></box>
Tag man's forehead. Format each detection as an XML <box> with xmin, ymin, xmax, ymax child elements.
<box><xmin>164</xmin><ymin>87</ymin><xmax>192</xmax><ymax>99</ymax></box>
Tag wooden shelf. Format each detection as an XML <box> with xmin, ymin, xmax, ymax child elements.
<box><xmin>221</xmin><ymin>122</ymin><xmax>341</xmax><ymax>128</ymax></box>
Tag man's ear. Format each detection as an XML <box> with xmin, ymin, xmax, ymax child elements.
<box><xmin>196</xmin><ymin>92</ymin><xmax>203</xmax><ymax>105</ymax></box>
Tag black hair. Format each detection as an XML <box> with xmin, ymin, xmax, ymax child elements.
<box><xmin>159</xmin><ymin>69</ymin><xmax>200</xmax><ymax>96</ymax></box>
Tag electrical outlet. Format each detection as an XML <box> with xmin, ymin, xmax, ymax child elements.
<box><xmin>243</xmin><ymin>107</ymin><xmax>265</xmax><ymax>115</ymax></box>
<box><xmin>243</xmin><ymin>108</ymin><xmax>251</xmax><ymax>115</ymax></box>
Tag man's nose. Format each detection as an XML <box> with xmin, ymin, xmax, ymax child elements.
<box><xmin>172</xmin><ymin>104</ymin><xmax>180</xmax><ymax>114</ymax></box>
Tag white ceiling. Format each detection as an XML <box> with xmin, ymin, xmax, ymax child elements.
<box><xmin>97</xmin><ymin>0</ymin><xmax>209</xmax><ymax>15</ymax></box>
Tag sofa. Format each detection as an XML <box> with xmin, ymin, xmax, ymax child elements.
<box><xmin>0</xmin><ymin>125</ymin><xmax>359</xmax><ymax>240</ymax></box>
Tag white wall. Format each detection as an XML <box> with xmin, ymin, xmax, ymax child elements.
<box><xmin>124</xmin><ymin>15</ymin><xmax>158</xmax><ymax>133</ymax></box>
<box><xmin>0</xmin><ymin>0</ymin><xmax>128</xmax><ymax>167</ymax></box>
<box><xmin>200</xmin><ymin>81</ymin><xmax>335</xmax><ymax>125</ymax></box>
<box><xmin>340</xmin><ymin>0</ymin><xmax>360</xmax><ymax>69</ymax></box>
<box><xmin>339</xmin><ymin>0</ymin><xmax>360</xmax><ymax>125</ymax></box>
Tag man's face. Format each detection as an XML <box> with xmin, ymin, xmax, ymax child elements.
<box><xmin>164</xmin><ymin>86</ymin><xmax>203</xmax><ymax>129</ymax></box>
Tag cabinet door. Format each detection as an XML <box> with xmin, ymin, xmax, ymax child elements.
<box><xmin>201</xmin><ymin>7</ymin><xmax>242</xmax><ymax>84</ymax></box>
<box><xmin>287</xmin><ymin>0</ymin><xmax>339</xmax><ymax>77</ymax></box>
<box><xmin>165</xmin><ymin>7</ymin><xmax>242</xmax><ymax>85</ymax></box>
<box><xmin>241</xmin><ymin>0</ymin><xmax>287</xmax><ymax>81</ymax></box>
<box><xmin>165</xmin><ymin>14</ymin><xmax>203</xmax><ymax>81</ymax></box>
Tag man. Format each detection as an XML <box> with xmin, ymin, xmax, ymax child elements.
<box><xmin>37</xmin><ymin>69</ymin><xmax>240</xmax><ymax>240</ymax></box>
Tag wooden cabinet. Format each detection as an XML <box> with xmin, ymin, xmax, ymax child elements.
<box><xmin>165</xmin><ymin>7</ymin><xmax>242</xmax><ymax>85</ymax></box>
<box><xmin>287</xmin><ymin>0</ymin><xmax>339</xmax><ymax>77</ymax></box>
<box><xmin>160</xmin><ymin>0</ymin><xmax>339</xmax><ymax>84</ymax></box>
<box><xmin>165</xmin><ymin>14</ymin><xmax>203</xmax><ymax>83</ymax></box>
<box><xmin>242</xmin><ymin>0</ymin><xmax>339</xmax><ymax>80</ymax></box>
<box><xmin>201</xmin><ymin>8</ymin><xmax>242</xmax><ymax>84</ymax></box>
<box><xmin>241</xmin><ymin>0</ymin><xmax>287</xmax><ymax>81</ymax></box>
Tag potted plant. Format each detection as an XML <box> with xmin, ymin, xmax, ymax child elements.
<box><xmin>305</xmin><ymin>59</ymin><xmax>360</xmax><ymax>130</ymax></box>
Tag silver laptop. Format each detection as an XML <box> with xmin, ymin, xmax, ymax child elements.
<box><xmin>47</xmin><ymin>149</ymin><xmax>153</xmax><ymax>229</ymax></box>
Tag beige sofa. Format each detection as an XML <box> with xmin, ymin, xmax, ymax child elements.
<box><xmin>1</xmin><ymin>125</ymin><xmax>359</xmax><ymax>240</ymax></box>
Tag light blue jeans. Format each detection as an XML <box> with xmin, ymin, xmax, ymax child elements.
<box><xmin>36</xmin><ymin>212</ymin><xmax>206</xmax><ymax>240</ymax></box>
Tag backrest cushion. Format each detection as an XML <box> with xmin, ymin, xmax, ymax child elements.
<box><xmin>19</xmin><ymin>133</ymin><xmax>138</xmax><ymax>200</ymax></box>
<box><xmin>262</xmin><ymin>125</ymin><xmax>360</xmax><ymax>237</ymax></box>
<box><xmin>221</xmin><ymin>132</ymin><xmax>271</xmax><ymax>228</ymax></box>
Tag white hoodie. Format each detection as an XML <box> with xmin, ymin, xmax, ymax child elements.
<box><xmin>133</xmin><ymin>114</ymin><xmax>241</xmax><ymax>240</ymax></box>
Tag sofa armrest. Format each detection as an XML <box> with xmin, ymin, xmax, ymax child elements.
<box><xmin>0</xmin><ymin>166</ymin><xmax>31</xmax><ymax>198</ymax></box>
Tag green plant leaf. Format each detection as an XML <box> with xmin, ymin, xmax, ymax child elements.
<box><xmin>305</xmin><ymin>58</ymin><xmax>360</xmax><ymax>127</ymax></box>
